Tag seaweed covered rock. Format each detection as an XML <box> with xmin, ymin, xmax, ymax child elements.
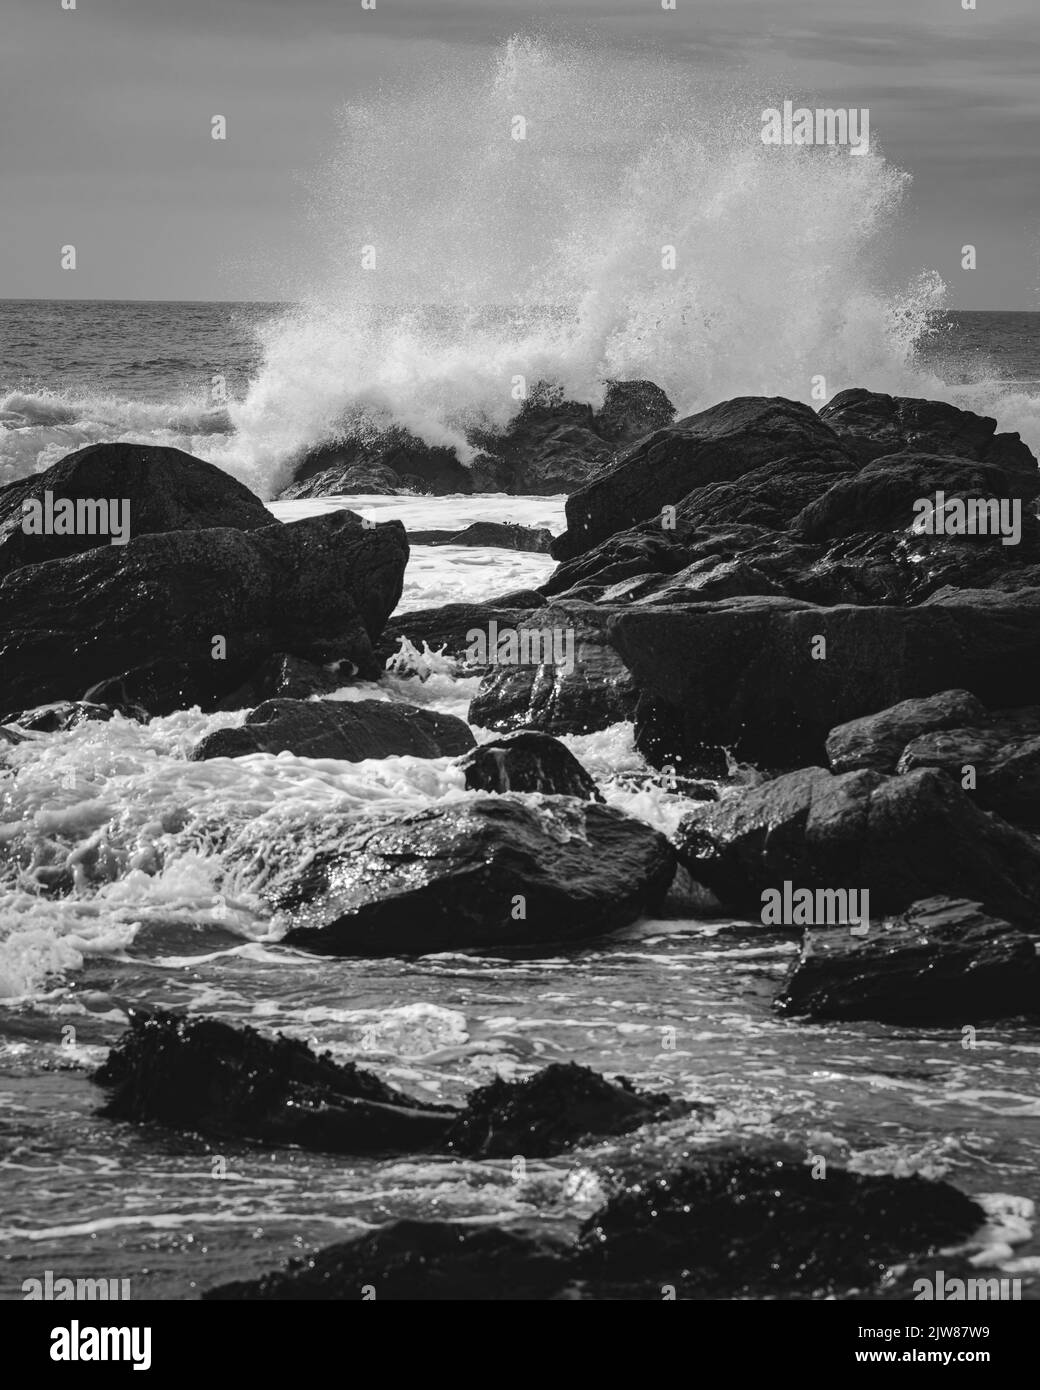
<box><xmin>191</xmin><ymin>697</ymin><xmax>475</xmax><ymax>762</ymax></box>
<box><xmin>457</xmin><ymin>730</ymin><xmax>602</xmax><ymax>801</ymax></box>
<box><xmin>445</xmin><ymin>1063</ymin><xmax>689</xmax><ymax>1158</ymax></box>
<box><xmin>93</xmin><ymin>1010</ymin><xmax>452</xmax><ymax>1154</ymax></box>
<box><xmin>775</xmin><ymin>896</ymin><xmax>1040</xmax><ymax>1024</ymax></box>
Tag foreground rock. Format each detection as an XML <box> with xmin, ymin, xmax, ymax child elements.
<box><xmin>676</xmin><ymin>765</ymin><xmax>1040</xmax><ymax>928</ymax></box>
<box><xmin>95</xmin><ymin>1010</ymin><xmax>452</xmax><ymax>1154</ymax></box>
<box><xmin>0</xmin><ymin>510</ymin><xmax>408</xmax><ymax>716</ymax></box>
<box><xmin>205</xmin><ymin>1147</ymin><xmax>984</xmax><ymax>1300</ymax></box>
<box><xmin>0</xmin><ymin>442</ymin><xmax>276</xmax><ymax>578</ymax></box>
<box><xmin>228</xmin><ymin>796</ymin><xmax>675</xmax><ymax>955</ymax></box>
<box><xmin>458</xmin><ymin>731</ymin><xmax>602</xmax><ymax>800</ymax></box>
<box><xmin>610</xmin><ymin>588</ymin><xmax>1040</xmax><ymax>770</ymax></box>
<box><xmin>826</xmin><ymin>690</ymin><xmax>989</xmax><ymax>774</ymax></box>
<box><xmin>191</xmin><ymin>698</ymin><xmax>475</xmax><ymax>762</ymax></box>
<box><xmin>0</xmin><ymin>699</ymin><xmax>148</xmax><ymax>731</ymax></box>
<box><xmin>776</xmin><ymin>897</ymin><xmax>1040</xmax><ymax>1024</ymax></box>
<box><xmin>95</xmin><ymin>1013</ymin><xmax>684</xmax><ymax>1161</ymax></box>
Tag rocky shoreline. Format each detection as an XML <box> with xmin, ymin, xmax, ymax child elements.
<box><xmin>2</xmin><ymin>381</ymin><xmax>1039</xmax><ymax>1297</ymax></box>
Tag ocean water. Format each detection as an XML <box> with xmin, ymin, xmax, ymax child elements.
<box><xmin>2</xmin><ymin>33</ymin><xmax>1040</xmax><ymax>1299</ymax></box>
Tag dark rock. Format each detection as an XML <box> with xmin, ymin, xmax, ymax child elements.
<box><xmin>775</xmin><ymin>896</ymin><xmax>1040</xmax><ymax>1024</ymax></box>
<box><xmin>675</xmin><ymin>765</ymin><xmax>1040</xmax><ymax>928</ymax></box>
<box><xmin>191</xmin><ymin>697</ymin><xmax>475</xmax><ymax>762</ymax></box>
<box><xmin>468</xmin><ymin>599</ymin><xmax>639</xmax><ymax>735</ymax></box>
<box><xmin>0</xmin><ymin>511</ymin><xmax>408</xmax><ymax>716</ymax></box>
<box><xmin>212</xmin><ymin>653</ymin><xmax>346</xmax><ymax>710</ymax></box>
<box><xmin>408</xmin><ymin>521</ymin><xmax>554</xmax><ymax>553</ymax></box>
<box><xmin>204</xmin><ymin>1221</ymin><xmax>571</xmax><ymax>1301</ymax></box>
<box><xmin>0</xmin><ymin>699</ymin><xmax>148</xmax><ymax>731</ymax></box>
<box><xmin>445</xmin><ymin>1063</ymin><xmax>689</xmax><ymax>1159</ymax></box>
<box><xmin>94</xmin><ymin>1009</ymin><xmax>453</xmax><ymax>1154</ymax></box>
<box><xmin>818</xmin><ymin>388</ymin><xmax>1037</xmax><ymax>471</ymax></box>
<box><xmin>609</xmin><ymin>588</ymin><xmax>1040</xmax><ymax>770</ymax></box>
<box><xmin>458</xmin><ymin>731</ymin><xmax>602</xmax><ymax>800</ymax></box>
<box><xmin>238</xmin><ymin>795</ymin><xmax>675</xmax><ymax>955</ymax></box>
<box><xmin>897</xmin><ymin>707</ymin><xmax>1040</xmax><ymax>826</ymax></box>
<box><xmin>551</xmin><ymin>397</ymin><xmax>852</xmax><ymax>561</ymax></box>
<box><xmin>0</xmin><ymin>443</ymin><xmax>276</xmax><ymax>578</ymax></box>
<box><xmin>576</xmin><ymin>1148</ymin><xmax>985</xmax><ymax>1298</ymax></box>
<box><xmin>792</xmin><ymin>452</ymin><xmax>1040</xmax><ymax>543</ymax></box>
<box><xmin>283</xmin><ymin>429</ymin><xmax>474</xmax><ymax>499</ymax></box>
<box><xmin>826</xmin><ymin>690</ymin><xmax>989</xmax><ymax>774</ymax></box>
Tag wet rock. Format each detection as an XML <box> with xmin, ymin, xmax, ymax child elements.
<box><xmin>897</xmin><ymin>707</ymin><xmax>1040</xmax><ymax>826</ymax></box>
<box><xmin>204</xmin><ymin>1221</ymin><xmax>572</xmax><ymax>1301</ymax></box>
<box><xmin>212</xmin><ymin>653</ymin><xmax>347</xmax><ymax>710</ymax></box>
<box><xmin>0</xmin><ymin>699</ymin><xmax>148</xmax><ymax>731</ymax></box>
<box><xmin>775</xmin><ymin>896</ymin><xmax>1040</xmax><ymax>1024</ymax></box>
<box><xmin>239</xmin><ymin>795</ymin><xmax>675</xmax><ymax>955</ymax></box>
<box><xmin>675</xmin><ymin>765</ymin><xmax>1040</xmax><ymax>928</ymax></box>
<box><xmin>609</xmin><ymin>587</ymin><xmax>1040</xmax><ymax>770</ymax></box>
<box><xmin>458</xmin><ymin>730</ymin><xmax>602</xmax><ymax>800</ymax></box>
<box><xmin>551</xmin><ymin>396</ymin><xmax>852</xmax><ymax>561</ymax></box>
<box><xmin>408</xmin><ymin>521</ymin><xmax>554</xmax><ymax>552</ymax></box>
<box><xmin>792</xmin><ymin>453</ymin><xmax>1040</xmax><ymax>543</ymax></box>
<box><xmin>818</xmin><ymin>388</ymin><xmax>1037</xmax><ymax>471</ymax></box>
<box><xmin>0</xmin><ymin>510</ymin><xmax>408</xmax><ymax>716</ymax></box>
<box><xmin>445</xmin><ymin>1062</ymin><xmax>689</xmax><ymax>1159</ymax></box>
<box><xmin>94</xmin><ymin>1010</ymin><xmax>453</xmax><ymax>1154</ymax></box>
<box><xmin>282</xmin><ymin>429</ymin><xmax>474</xmax><ymax>499</ymax></box>
<box><xmin>826</xmin><ymin>690</ymin><xmax>989</xmax><ymax>774</ymax></box>
<box><xmin>191</xmin><ymin>697</ymin><xmax>475</xmax><ymax>762</ymax></box>
<box><xmin>576</xmin><ymin>1148</ymin><xmax>986</xmax><ymax>1298</ymax></box>
<box><xmin>0</xmin><ymin>442</ymin><xmax>277</xmax><ymax>578</ymax></box>
<box><xmin>468</xmin><ymin>599</ymin><xmax>639</xmax><ymax>735</ymax></box>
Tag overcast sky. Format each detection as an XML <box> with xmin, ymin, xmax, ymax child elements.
<box><xmin>2</xmin><ymin>0</ymin><xmax>1037</xmax><ymax>309</ymax></box>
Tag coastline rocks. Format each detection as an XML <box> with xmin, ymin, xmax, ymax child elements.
<box><xmin>375</xmin><ymin>598</ymin><xmax>547</xmax><ymax>671</ymax></box>
<box><xmin>468</xmin><ymin>600</ymin><xmax>639</xmax><ymax>735</ymax></box>
<box><xmin>237</xmin><ymin>796</ymin><xmax>675</xmax><ymax>955</ymax></box>
<box><xmin>0</xmin><ymin>510</ymin><xmax>408</xmax><ymax>716</ymax></box>
<box><xmin>94</xmin><ymin>1010</ymin><xmax>453</xmax><ymax>1155</ymax></box>
<box><xmin>445</xmin><ymin>1063</ymin><xmax>689</xmax><ymax>1159</ymax></box>
<box><xmin>609</xmin><ymin>588</ymin><xmax>1040</xmax><ymax>770</ymax></box>
<box><xmin>206</xmin><ymin>1148</ymin><xmax>985</xmax><ymax>1300</ymax></box>
<box><xmin>191</xmin><ymin>697</ymin><xmax>476</xmax><ymax>762</ymax></box>
<box><xmin>458</xmin><ymin>731</ymin><xmax>602</xmax><ymax>800</ymax></box>
<box><xmin>818</xmin><ymin>388</ymin><xmax>1037</xmax><ymax>472</ymax></box>
<box><xmin>0</xmin><ymin>699</ymin><xmax>148</xmax><ymax>731</ymax></box>
<box><xmin>826</xmin><ymin>690</ymin><xmax>989</xmax><ymax>774</ymax></box>
<box><xmin>0</xmin><ymin>442</ymin><xmax>277</xmax><ymax>578</ymax></box>
<box><xmin>775</xmin><ymin>896</ymin><xmax>1040</xmax><ymax>1024</ymax></box>
<box><xmin>675</xmin><ymin>765</ymin><xmax>1040</xmax><ymax>928</ymax></box>
<box><xmin>550</xmin><ymin>397</ymin><xmax>852</xmax><ymax>561</ymax></box>
<box><xmin>281</xmin><ymin>430</ymin><xmax>474</xmax><ymax>499</ymax></box>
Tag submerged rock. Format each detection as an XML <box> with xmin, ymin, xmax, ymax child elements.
<box><xmin>775</xmin><ymin>896</ymin><xmax>1040</xmax><ymax>1024</ymax></box>
<box><xmin>0</xmin><ymin>442</ymin><xmax>276</xmax><ymax>578</ymax></box>
<box><xmin>676</xmin><ymin>765</ymin><xmax>1040</xmax><ymax>928</ymax></box>
<box><xmin>205</xmin><ymin>1221</ymin><xmax>571</xmax><ymax>1301</ymax></box>
<box><xmin>0</xmin><ymin>510</ymin><xmax>408</xmax><ymax>716</ymax></box>
<box><xmin>235</xmin><ymin>796</ymin><xmax>675</xmax><ymax>955</ymax></box>
<box><xmin>0</xmin><ymin>699</ymin><xmax>148</xmax><ymax>731</ymax></box>
<box><xmin>94</xmin><ymin>1010</ymin><xmax>453</xmax><ymax>1154</ymax></box>
<box><xmin>457</xmin><ymin>730</ymin><xmax>603</xmax><ymax>800</ymax></box>
<box><xmin>191</xmin><ymin>697</ymin><xmax>475</xmax><ymax>762</ymax></box>
<box><xmin>407</xmin><ymin>521</ymin><xmax>554</xmax><ymax>552</ymax></box>
<box><xmin>445</xmin><ymin>1063</ymin><xmax>689</xmax><ymax>1158</ymax></box>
